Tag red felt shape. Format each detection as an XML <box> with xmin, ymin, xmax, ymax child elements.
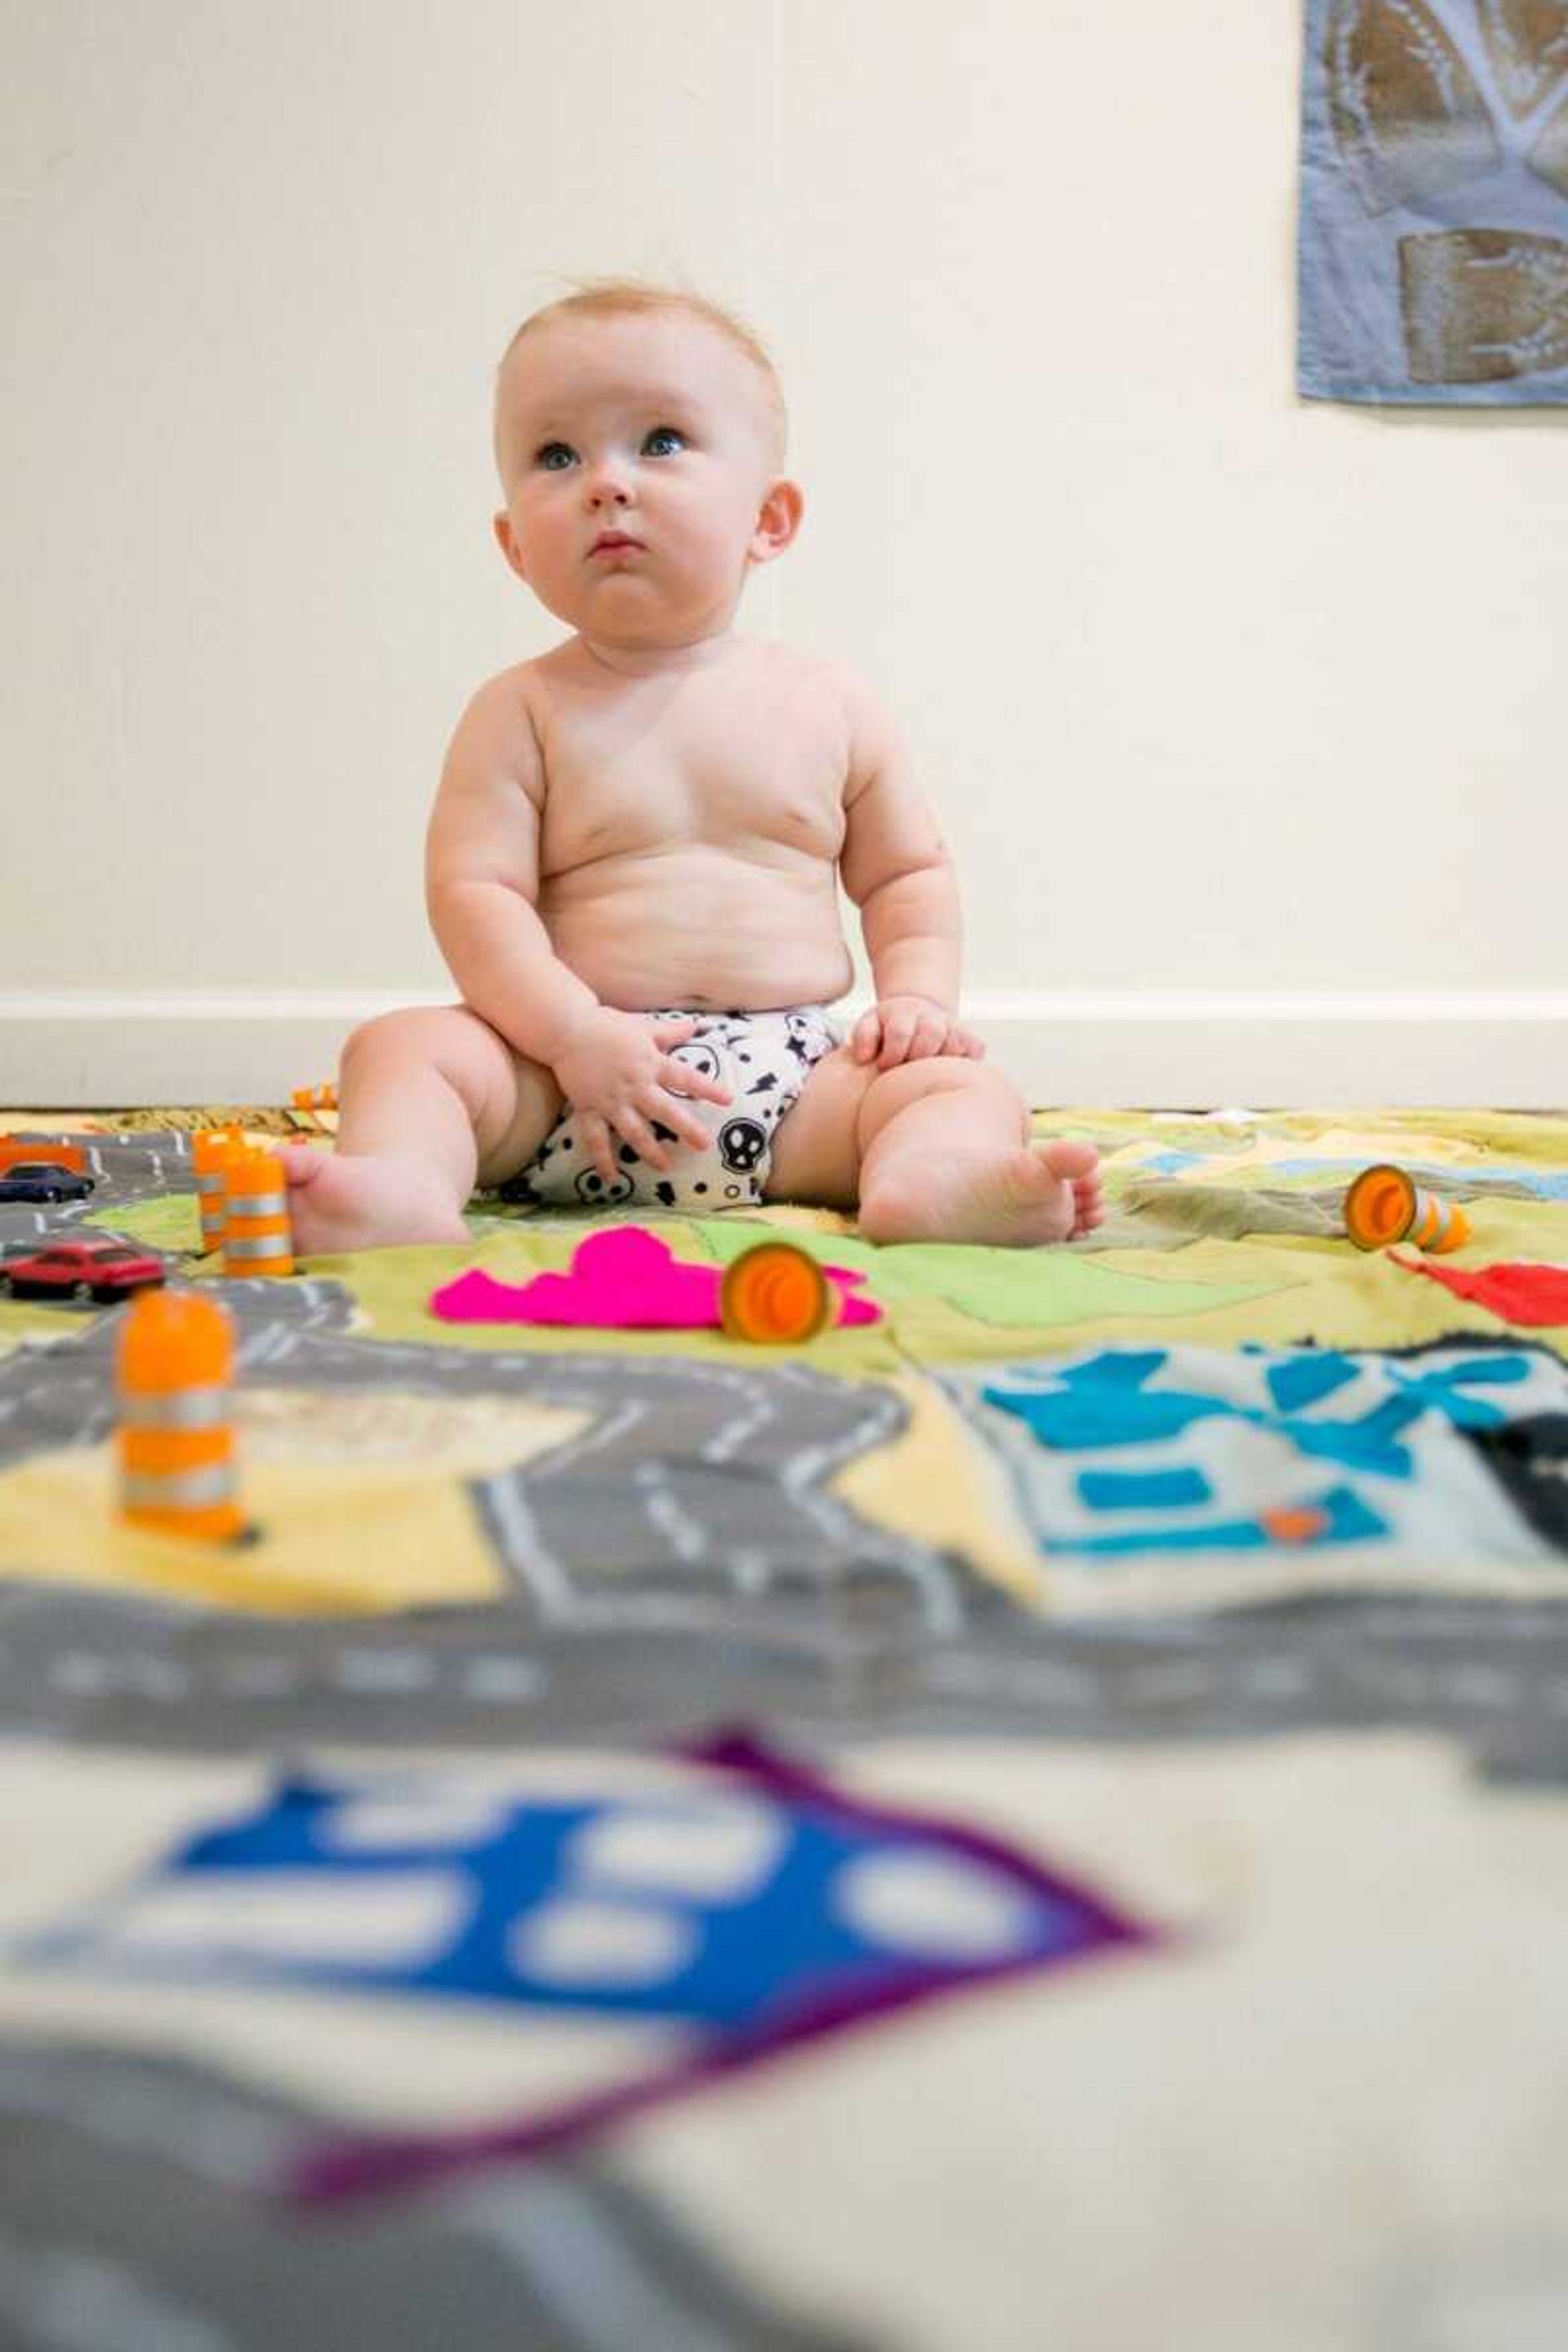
<box><xmin>1389</xmin><ymin>1250</ymin><xmax>1568</xmax><ymax>1328</ymax></box>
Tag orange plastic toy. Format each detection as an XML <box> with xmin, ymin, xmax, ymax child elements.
<box><xmin>0</xmin><ymin>1139</ymin><xmax>86</xmax><ymax>1178</ymax></box>
<box><xmin>291</xmin><ymin>1084</ymin><xmax>337</xmax><ymax>1113</ymax></box>
<box><xmin>193</xmin><ymin>1125</ymin><xmax>245</xmax><ymax>1254</ymax></box>
<box><xmin>1344</xmin><ymin>1164</ymin><xmax>1470</xmax><ymax>1255</ymax></box>
<box><xmin>117</xmin><ymin>1290</ymin><xmax>245</xmax><ymax>1542</ymax></box>
<box><xmin>222</xmin><ymin>1147</ymin><xmax>296</xmax><ymax>1277</ymax></box>
<box><xmin>719</xmin><ymin>1241</ymin><xmax>838</xmax><ymax>1343</ymax></box>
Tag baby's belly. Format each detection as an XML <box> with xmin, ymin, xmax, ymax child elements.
<box><xmin>540</xmin><ymin>846</ymin><xmax>854</xmax><ymax>1013</ymax></box>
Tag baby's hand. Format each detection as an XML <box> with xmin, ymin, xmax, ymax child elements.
<box><xmin>550</xmin><ymin>1009</ymin><xmax>733</xmax><ymax>1183</ymax></box>
<box><xmin>851</xmin><ymin>995</ymin><xmax>987</xmax><ymax>1071</ymax></box>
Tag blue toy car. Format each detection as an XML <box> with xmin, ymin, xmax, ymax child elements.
<box><xmin>0</xmin><ymin>1161</ymin><xmax>96</xmax><ymax>1204</ymax></box>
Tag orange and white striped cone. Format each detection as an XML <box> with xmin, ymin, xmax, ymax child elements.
<box><xmin>1345</xmin><ymin>1164</ymin><xmax>1471</xmax><ymax>1255</ymax></box>
<box><xmin>193</xmin><ymin>1125</ymin><xmax>245</xmax><ymax>1255</ymax></box>
<box><xmin>222</xmin><ymin>1146</ymin><xmax>296</xmax><ymax>1278</ymax></box>
<box><xmin>117</xmin><ymin>1289</ymin><xmax>245</xmax><ymax>1542</ymax></box>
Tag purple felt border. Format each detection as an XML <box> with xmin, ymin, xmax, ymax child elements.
<box><xmin>283</xmin><ymin>1726</ymin><xmax>1160</xmax><ymax>2207</ymax></box>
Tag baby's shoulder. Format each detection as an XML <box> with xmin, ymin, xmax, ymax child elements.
<box><xmin>457</xmin><ymin>653</ymin><xmax>572</xmax><ymax>753</ymax></box>
<box><xmin>460</xmin><ymin>652</ymin><xmax>554</xmax><ymax>720</ymax></box>
<box><xmin>443</xmin><ymin>661</ymin><xmax>549</xmax><ymax>793</ymax></box>
<box><xmin>742</xmin><ymin>636</ymin><xmax>869</xmax><ymax>720</ymax></box>
<box><xmin>764</xmin><ymin>645</ymin><xmax>902</xmax><ymax>760</ymax></box>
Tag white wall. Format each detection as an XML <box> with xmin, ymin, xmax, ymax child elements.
<box><xmin>2</xmin><ymin>0</ymin><xmax>1562</xmax><ymax>1105</ymax></box>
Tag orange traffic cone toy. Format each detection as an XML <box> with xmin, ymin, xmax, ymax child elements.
<box><xmin>117</xmin><ymin>1289</ymin><xmax>245</xmax><ymax>1542</ymax></box>
<box><xmin>222</xmin><ymin>1147</ymin><xmax>296</xmax><ymax>1277</ymax></box>
<box><xmin>719</xmin><ymin>1241</ymin><xmax>840</xmax><ymax>1343</ymax></box>
<box><xmin>1345</xmin><ymin>1164</ymin><xmax>1471</xmax><ymax>1255</ymax></box>
<box><xmin>192</xmin><ymin>1125</ymin><xmax>245</xmax><ymax>1255</ymax></box>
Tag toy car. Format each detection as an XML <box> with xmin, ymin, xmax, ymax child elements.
<box><xmin>0</xmin><ymin>1160</ymin><xmax>95</xmax><ymax>1204</ymax></box>
<box><xmin>0</xmin><ymin>1237</ymin><xmax>165</xmax><ymax>1302</ymax></box>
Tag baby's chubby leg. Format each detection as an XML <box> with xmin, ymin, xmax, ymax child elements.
<box><xmin>281</xmin><ymin>1005</ymin><xmax>562</xmax><ymax>1254</ymax></box>
<box><xmin>854</xmin><ymin>1061</ymin><xmax>1103</xmax><ymax>1246</ymax></box>
<box><xmin>767</xmin><ymin>1049</ymin><xmax>1103</xmax><ymax>1246</ymax></box>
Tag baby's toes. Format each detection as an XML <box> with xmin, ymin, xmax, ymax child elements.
<box><xmin>1071</xmin><ymin>1176</ymin><xmax>1106</xmax><ymax>1235</ymax></box>
<box><xmin>1037</xmin><ymin>1138</ymin><xmax>1099</xmax><ymax>1184</ymax></box>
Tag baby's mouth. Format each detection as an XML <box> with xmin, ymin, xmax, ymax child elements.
<box><xmin>590</xmin><ymin>533</ymin><xmax>644</xmax><ymax>556</ymax></box>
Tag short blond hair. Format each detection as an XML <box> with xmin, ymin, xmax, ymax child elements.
<box><xmin>492</xmin><ymin>275</ymin><xmax>788</xmax><ymax>486</ymax></box>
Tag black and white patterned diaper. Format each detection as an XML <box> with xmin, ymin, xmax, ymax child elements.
<box><xmin>506</xmin><ymin>1004</ymin><xmax>844</xmax><ymax>1213</ymax></box>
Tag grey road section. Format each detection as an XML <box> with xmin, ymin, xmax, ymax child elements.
<box><xmin>0</xmin><ymin>1579</ymin><xmax>1565</xmax><ymax>1785</ymax></box>
<box><xmin>0</xmin><ymin>2038</ymin><xmax>880</xmax><ymax>2352</ymax></box>
<box><xmin>0</xmin><ymin>1133</ymin><xmax>194</xmax><ymax>1250</ymax></box>
<box><xmin>1</xmin><ymin>1290</ymin><xmax>974</xmax><ymax>1639</ymax></box>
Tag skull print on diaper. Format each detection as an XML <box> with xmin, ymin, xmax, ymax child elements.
<box><xmin>574</xmin><ymin>1166</ymin><xmax>635</xmax><ymax>1208</ymax></box>
<box><xmin>718</xmin><ymin>1119</ymin><xmax>768</xmax><ymax>1176</ymax></box>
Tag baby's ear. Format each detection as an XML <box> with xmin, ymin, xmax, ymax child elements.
<box><xmin>492</xmin><ymin>511</ymin><xmax>528</xmax><ymax>580</ymax></box>
<box><xmin>749</xmin><ymin>479</ymin><xmax>804</xmax><ymax>567</ymax></box>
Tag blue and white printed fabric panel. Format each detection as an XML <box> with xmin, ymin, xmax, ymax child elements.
<box><xmin>1300</xmin><ymin>0</ymin><xmax>1568</xmax><ymax>403</ymax></box>
<box><xmin>3</xmin><ymin>1737</ymin><xmax>1147</xmax><ymax>2199</ymax></box>
<box><xmin>942</xmin><ymin>1339</ymin><xmax>1568</xmax><ymax>1615</ymax></box>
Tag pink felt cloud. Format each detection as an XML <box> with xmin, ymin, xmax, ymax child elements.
<box><xmin>430</xmin><ymin>1224</ymin><xmax>881</xmax><ymax>1330</ymax></box>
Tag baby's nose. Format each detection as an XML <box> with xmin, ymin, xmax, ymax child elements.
<box><xmin>586</xmin><ymin>466</ymin><xmax>632</xmax><ymax>506</ymax></box>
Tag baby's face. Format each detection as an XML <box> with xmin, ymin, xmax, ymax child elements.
<box><xmin>492</xmin><ymin>313</ymin><xmax>791</xmax><ymax>648</ymax></box>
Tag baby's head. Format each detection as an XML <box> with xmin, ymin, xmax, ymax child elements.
<box><xmin>491</xmin><ymin>279</ymin><xmax>801</xmax><ymax>653</ymax></box>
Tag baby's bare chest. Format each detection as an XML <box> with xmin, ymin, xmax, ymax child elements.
<box><xmin>532</xmin><ymin>662</ymin><xmax>849</xmax><ymax>878</ymax></box>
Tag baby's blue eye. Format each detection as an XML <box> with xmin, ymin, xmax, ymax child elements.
<box><xmin>534</xmin><ymin>442</ymin><xmax>576</xmax><ymax>471</ymax></box>
<box><xmin>643</xmin><ymin>425</ymin><xmax>686</xmax><ymax>456</ymax></box>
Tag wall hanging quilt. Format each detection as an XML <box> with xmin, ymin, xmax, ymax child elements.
<box><xmin>1300</xmin><ymin>0</ymin><xmax>1568</xmax><ymax>401</ymax></box>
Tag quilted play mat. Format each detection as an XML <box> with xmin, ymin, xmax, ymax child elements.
<box><xmin>2</xmin><ymin>1103</ymin><xmax>1568</xmax><ymax>2349</ymax></box>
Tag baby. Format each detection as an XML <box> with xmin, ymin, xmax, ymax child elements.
<box><xmin>283</xmin><ymin>279</ymin><xmax>1103</xmax><ymax>1254</ymax></box>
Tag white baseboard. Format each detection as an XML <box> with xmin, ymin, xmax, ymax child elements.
<box><xmin>0</xmin><ymin>988</ymin><xmax>1563</xmax><ymax>1110</ymax></box>
<box><xmin>965</xmin><ymin>990</ymin><xmax>1567</xmax><ymax>1111</ymax></box>
<box><xmin>0</xmin><ymin>992</ymin><xmax>448</xmax><ymax>1110</ymax></box>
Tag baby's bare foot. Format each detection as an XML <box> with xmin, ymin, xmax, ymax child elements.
<box><xmin>858</xmin><ymin>1138</ymin><xmax>1105</xmax><ymax>1249</ymax></box>
<box><xmin>279</xmin><ymin>1147</ymin><xmax>470</xmax><ymax>1255</ymax></box>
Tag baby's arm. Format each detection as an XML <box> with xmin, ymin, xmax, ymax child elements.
<box><xmin>838</xmin><ymin>670</ymin><xmax>985</xmax><ymax>1070</ymax></box>
<box><xmin>425</xmin><ymin>677</ymin><xmax>599</xmax><ymax>1067</ymax></box>
<box><xmin>425</xmin><ymin>678</ymin><xmax>731</xmax><ymax>1177</ymax></box>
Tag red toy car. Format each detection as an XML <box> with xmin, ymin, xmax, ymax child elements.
<box><xmin>0</xmin><ymin>1237</ymin><xmax>167</xmax><ymax>1303</ymax></box>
